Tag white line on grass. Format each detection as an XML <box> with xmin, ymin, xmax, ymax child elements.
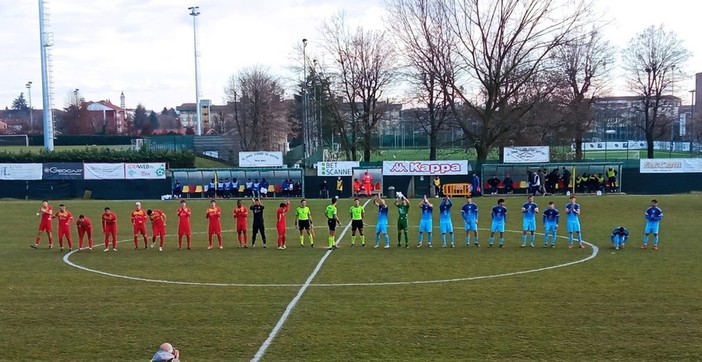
<box><xmin>250</xmin><ymin>198</ymin><xmax>372</xmax><ymax>362</ymax></box>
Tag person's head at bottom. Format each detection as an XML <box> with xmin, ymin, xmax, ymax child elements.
<box><xmin>152</xmin><ymin>342</ymin><xmax>180</xmax><ymax>362</ymax></box>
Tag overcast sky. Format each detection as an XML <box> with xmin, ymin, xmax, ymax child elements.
<box><xmin>1</xmin><ymin>0</ymin><xmax>700</xmax><ymax>111</ymax></box>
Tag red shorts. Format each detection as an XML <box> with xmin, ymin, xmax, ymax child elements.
<box><xmin>133</xmin><ymin>223</ymin><xmax>147</xmax><ymax>235</ymax></box>
<box><xmin>208</xmin><ymin>223</ymin><xmax>221</xmax><ymax>235</ymax></box>
<box><xmin>178</xmin><ymin>224</ymin><xmax>191</xmax><ymax>236</ymax></box>
<box><xmin>78</xmin><ymin>227</ymin><xmax>92</xmax><ymax>239</ymax></box>
<box><xmin>38</xmin><ymin>220</ymin><xmax>52</xmax><ymax>232</ymax></box>
<box><xmin>104</xmin><ymin>227</ymin><xmax>117</xmax><ymax>236</ymax></box>
<box><xmin>277</xmin><ymin>223</ymin><xmax>286</xmax><ymax>234</ymax></box>
<box><xmin>236</xmin><ymin>222</ymin><xmax>247</xmax><ymax>232</ymax></box>
<box><xmin>152</xmin><ymin>225</ymin><xmax>166</xmax><ymax>237</ymax></box>
<box><xmin>58</xmin><ymin>227</ymin><xmax>71</xmax><ymax>239</ymax></box>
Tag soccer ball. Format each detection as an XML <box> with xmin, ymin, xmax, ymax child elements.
<box><xmin>396</xmin><ymin>191</ymin><xmax>403</xmax><ymax>198</ymax></box>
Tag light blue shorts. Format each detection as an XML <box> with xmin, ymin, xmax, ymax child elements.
<box><xmin>440</xmin><ymin>221</ymin><xmax>454</xmax><ymax>233</ymax></box>
<box><xmin>376</xmin><ymin>223</ymin><xmax>388</xmax><ymax>234</ymax></box>
<box><xmin>464</xmin><ymin>220</ymin><xmax>478</xmax><ymax>231</ymax></box>
<box><xmin>645</xmin><ymin>221</ymin><xmax>660</xmax><ymax>234</ymax></box>
<box><xmin>544</xmin><ymin>222</ymin><xmax>557</xmax><ymax>233</ymax></box>
<box><xmin>567</xmin><ymin>219</ymin><xmax>581</xmax><ymax>233</ymax></box>
<box><xmin>491</xmin><ymin>221</ymin><xmax>505</xmax><ymax>233</ymax></box>
<box><xmin>522</xmin><ymin>218</ymin><xmax>536</xmax><ymax>232</ymax></box>
<box><xmin>419</xmin><ymin>219</ymin><xmax>433</xmax><ymax>233</ymax></box>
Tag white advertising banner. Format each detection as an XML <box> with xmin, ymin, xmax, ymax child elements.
<box><xmin>504</xmin><ymin>146</ymin><xmax>550</xmax><ymax>163</ymax></box>
<box><xmin>316</xmin><ymin>161</ymin><xmax>360</xmax><ymax>176</ymax></box>
<box><xmin>239</xmin><ymin>151</ymin><xmax>283</xmax><ymax>167</ymax></box>
<box><xmin>639</xmin><ymin>158</ymin><xmax>702</xmax><ymax>173</ymax></box>
<box><xmin>0</xmin><ymin>163</ymin><xmax>43</xmax><ymax>180</ymax></box>
<box><xmin>125</xmin><ymin>163</ymin><xmax>167</xmax><ymax>179</ymax></box>
<box><xmin>382</xmin><ymin>160</ymin><xmax>470</xmax><ymax>176</ymax></box>
<box><xmin>84</xmin><ymin>163</ymin><xmax>125</xmax><ymax>180</ymax></box>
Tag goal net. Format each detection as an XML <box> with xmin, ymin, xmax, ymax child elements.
<box><xmin>0</xmin><ymin>134</ymin><xmax>29</xmax><ymax>147</ymax></box>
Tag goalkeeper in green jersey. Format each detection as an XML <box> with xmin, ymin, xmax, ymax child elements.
<box><xmin>395</xmin><ymin>192</ymin><xmax>410</xmax><ymax>248</ymax></box>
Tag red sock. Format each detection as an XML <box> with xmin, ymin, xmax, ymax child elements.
<box><xmin>112</xmin><ymin>237</ymin><xmax>117</xmax><ymax>249</ymax></box>
<box><xmin>178</xmin><ymin>235</ymin><xmax>183</xmax><ymax>248</ymax></box>
<box><xmin>217</xmin><ymin>234</ymin><xmax>223</xmax><ymax>247</ymax></box>
<box><xmin>208</xmin><ymin>234</ymin><xmax>213</xmax><ymax>248</ymax></box>
<box><xmin>186</xmin><ymin>235</ymin><xmax>191</xmax><ymax>248</ymax></box>
<box><xmin>58</xmin><ymin>237</ymin><xmax>64</xmax><ymax>248</ymax></box>
<box><xmin>67</xmin><ymin>238</ymin><xmax>72</xmax><ymax>249</ymax></box>
<box><xmin>79</xmin><ymin>236</ymin><xmax>84</xmax><ymax>249</ymax></box>
<box><xmin>35</xmin><ymin>236</ymin><xmax>41</xmax><ymax>245</ymax></box>
<box><xmin>105</xmin><ymin>236</ymin><xmax>110</xmax><ymax>249</ymax></box>
<box><xmin>143</xmin><ymin>237</ymin><xmax>148</xmax><ymax>248</ymax></box>
<box><xmin>88</xmin><ymin>238</ymin><xmax>93</xmax><ymax>249</ymax></box>
<box><xmin>133</xmin><ymin>236</ymin><xmax>138</xmax><ymax>248</ymax></box>
<box><xmin>48</xmin><ymin>235</ymin><xmax>53</xmax><ymax>245</ymax></box>
<box><xmin>159</xmin><ymin>236</ymin><xmax>164</xmax><ymax>248</ymax></box>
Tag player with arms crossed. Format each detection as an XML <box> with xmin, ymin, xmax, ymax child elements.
<box><xmin>642</xmin><ymin>199</ymin><xmax>663</xmax><ymax>250</ymax></box>
<box><xmin>542</xmin><ymin>201</ymin><xmax>559</xmax><ymax>248</ymax></box>
<box><xmin>295</xmin><ymin>199</ymin><xmax>315</xmax><ymax>247</ymax></box>
<box><xmin>521</xmin><ymin>195</ymin><xmax>539</xmax><ymax>248</ymax></box>
<box><xmin>611</xmin><ymin>226</ymin><xmax>629</xmax><ymax>250</ymax></box>
<box><xmin>131</xmin><ymin>202</ymin><xmax>149</xmax><ymax>249</ymax></box>
<box><xmin>325</xmin><ymin>197</ymin><xmax>341</xmax><ymax>250</ymax></box>
<box><xmin>31</xmin><ymin>200</ymin><xmax>53</xmax><ymax>249</ymax></box>
<box><xmin>418</xmin><ymin>196</ymin><xmax>434</xmax><ymax>247</ymax></box>
<box><xmin>565</xmin><ymin>195</ymin><xmax>584</xmax><ymax>248</ymax></box>
<box><xmin>461</xmin><ymin>195</ymin><xmax>479</xmax><ymax>247</ymax></box>
<box><xmin>395</xmin><ymin>193</ymin><xmax>410</xmax><ymax>248</ymax></box>
<box><xmin>206</xmin><ymin>200</ymin><xmax>223</xmax><ymax>250</ymax></box>
<box><xmin>54</xmin><ymin>204</ymin><xmax>74</xmax><ymax>252</ymax></box>
<box><xmin>349</xmin><ymin>198</ymin><xmax>365</xmax><ymax>247</ymax></box>
<box><xmin>439</xmin><ymin>195</ymin><xmax>455</xmax><ymax>248</ymax></box>
<box><xmin>176</xmin><ymin>200</ymin><xmax>192</xmax><ymax>250</ymax></box>
<box><xmin>233</xmin><ymin>200</ymin><xmax>249</xmax><ymax>248</ymax></box>
<box><xmin>76</xmin><ymin>215</ymin><xmax>93</xmax><ymax>252</ymax></box>
<box><xmin>101</xmin><ymin>207</ymin><xmax>118</xmax><ymax>252</ymax></box>
<box><xmin>147</xmin><ymin>209</ymin><xmax>167</xmax><ymax>251</ymax></box>
<box><xmin>374</xmin><ymin>195</ymin><xmax>391</xmax><ymax>249</ymax></box>
<box><xmin>489</xmin><ymin>199</ymin><xmax>507</xmax><ymax>248</ymax></box>
<box><xmin>276</xmin><ymin>200</ymin><xmax>290</xmax><ymax>249</ymax></box>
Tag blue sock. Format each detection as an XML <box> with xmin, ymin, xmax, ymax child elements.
<box><xmin>551</xmin><ymin>231</ymin><xmax>556</xmax><ymax>245</ymax></box>
<box><xmin>643</xmin><ymin>235</ymin><xmax>648</xmax><ymax>246</ymax></box>
<box><xmin>521</xmin><ymin>235</ymin><xmax>526</xmax><ymax>246</ymax></box>
<box><xmin>578</xmin><ymin>233</ymin><xmax>582</xmax><ymax>243</ymax></box>
<box><xmin>489</xmin><ymin>236</ymin><xmax>494</xmax><ymax>245</ymax></box>
<box><xmin>654</xmin><ymin>235</ymin><xmax>659</xmax><ymax>246</ymax></box>
<box><xmin>499</xmin><ymin>237</ymin><xmax>504</xmax><ymax>245</ymax></box>
<box><xmin>385</xmin><ymin>234</ymin><xmax>389</xmax><ymax>246</ymax></box>
<box><xmin>441</xmin><ymin>234</ymin><xmax>446</xmax><ymax>245</ymax></box>
<box><xmin>375</xmin><ymin>234</ymin><xmax>380</xmax><ymax>245</ymax></box>
<box><xmin>465</xmin><ymin>236</ymin><xmax>470</xmax><ymax>244</ymax></box>
<box><xmin>544</xmin><ymin>234</ymin><xmax>549</xmax><ymax>244</ymax></box>
<box><xmin>475</xmin><ymin>237</ymin><xmax>479</xmax><ymax>244</ymax></box>
<box><xmin>450</xmin><ymin>233</ymin><xmax>455</xmax><ymax>244</ymax></box>
<box><xmin>418</xmin><ymin>234</ymin><xmax>423</xmax><ymax>244</ymax></box>
<box><xmin>568</xmin><ymin>233</ymin><xmax>573</xmax><ymax>245</ymax></box>
<box><xmin>531</xmin><ymin>234</ymin><xmax>535</xmax><ymax>244</ymax></box>
<box><xmin>428</xmin><ymin>232</ymin><xmax>432</xmax><ymax>245</ymax></box>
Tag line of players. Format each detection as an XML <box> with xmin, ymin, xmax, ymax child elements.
<box><xmin>30</xmin><ymin>195</ymin><xmax>663</xmax><ymax>252</ymax></box>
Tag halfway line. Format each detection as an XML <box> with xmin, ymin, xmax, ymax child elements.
<box><xmin>250</xmin><ymin>198</ymin><xmax>372</xmax><ymax>362</ymax></box>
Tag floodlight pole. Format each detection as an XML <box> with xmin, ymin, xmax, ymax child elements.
<box><xmin>189</xmin><ymin>6</ymin><xmax>202</xmax><ymax>136</ymax></box>
<box><xmin>38</xmin><ymin>0</ymin><xmax>54</xmax><ymax>151</ymax></box>
<box><xmin>26</xmin><ymin>82</ymin><xmax>33</xmax><ymax>133</ymax></box>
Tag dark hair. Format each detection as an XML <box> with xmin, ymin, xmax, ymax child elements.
<box><xmin>78</xmin><ymin>214</ymin><xmax>85</xmax><ymax>219</ymax></box>
<box><xmin>331</xmin><ymin>197</ymin><xmax>337</xmax><ymax>204</ymax></box>
<box><xmin>279</xmin><ymin>202</ymin><xmax>287</xmax><ymax>208</ymax></box>
<box><xmin>570</xmin><ymin>195</ymin><xmax>576</xmax><ymax>199</ymax></box>
<box><xmin>42</xmin><ymin>200</ymin><xmax>48</xmax><ymax>203</ymax></box>
<box><xmin>147</xmin><ymin>209</ymin><xmax>153</xmax><ymax>215</ymax></box>
<box><xmin>651</xmin><ymin>199</ymin><xmax>657</xmax><ymax>203</ymax></box>
<box><xmin>548</xmin><ymin>201</ymin><xmax>554</xmax><ymax>205</ymax></box>
<box><xmin>59</xmin><ymin>204</ymin><xmax>65</xmax><ymax>207</ymax></box>
<box><xmin>210</xmin><ymin>199</ymin><xmax>216</xmax><ymax>203</ymax></box>
<box><xmin>497</xmin><ymin>198</ymin><xmax>505</xmax><ymax>203</ymax></box>
<box><xmin>619</xmin><ymin>226</ymin><xmax>624</xmax><ymax>232</ymax></box>
<box><xmin>104</xmin><ymin>207</ymin><xmax>110</xmax><ymax>211</ymax></box>
<box><xmin>180</xmin><ymin>199</ymin><xmax>186</xmax><ymax>204</ymax></box>
<box><xmin>301</xmin><ymin>198</ymin><xmax>306</xmax><ymax>203</ymax></box>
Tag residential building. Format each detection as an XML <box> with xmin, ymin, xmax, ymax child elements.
<box><xmin>176</xmin><ymin>99</ymin><xmax>212</xmax><ymax>131</ymax></box>
<box><xmin>86</xmin><ymin>99</ymin><xmax>127</xmax><ymax>134</ymax></box>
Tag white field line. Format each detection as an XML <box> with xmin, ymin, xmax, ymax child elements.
<box><xmin>249</xmin><ymin>199</ymin><xmax>372</xmax><ymax>362</ymax></box>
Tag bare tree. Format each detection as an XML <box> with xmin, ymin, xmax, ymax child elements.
<box><xmin>320</xmin><ymin>13</ymin><xmax>398</xmax><ymax>161</ymax></box>
<box><xmin>622</xmin><ymin>25</ymin><xmax>691</xmax><ymax>158</ymax></box>
<box><xmin>552</xmin><ymin>28</ymin><xmax>615</xmax><ymax>160</ymax></box>
<box><xmin>386</xmin><ymin>0</ymin><xmax>456</xmax><ymax>160</ymax></box>
<box><xmin>224</xmin><ymin>66</ymin><xmax>289</xmax><ymax>152</ymax></box>
<box><xmin>440</xmin><ymin>0</ymin><xmax>593</xmax><ymax>166</ymax></box>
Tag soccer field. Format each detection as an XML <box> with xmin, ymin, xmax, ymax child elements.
<box><xmin>1</xmin><ymin>195</ymin><xmax>701</xmax><ymax>361</ymax></box>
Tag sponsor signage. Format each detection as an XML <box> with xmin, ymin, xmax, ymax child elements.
<box><xmin>42</xmin><ymin>162</ymin><xmax>84</xmax><ymax>180</ymax></box>
<box><xmin>84</xmin><ymin>163</ymin><xmax>125</xmax><ymax>180</ymax></box>
<box><xmin>239</xmin><ymin>151</ymin><xmax>284</xmax><ymax>167</ymax></box>
<box><xmin>382</xmin><ymin>160</ymin><xmax>470</xmax><ymax>176</ymax></box>
<box><xmin>639</xmin><ymin>158</ymin><xmax>702</xmax><ymax>173</ymax></box>
<box><xmin>125</xmin><ymin>163</ymin><xmax>167</xmax><ymax>179</ymax></box>
<box><xmin>317</xmin><ymin>161</ymin><xmax>360</xmax><ymax>176</ymax></box>
<box><xmin>0</xmin><ymin>163</ymin><xmax>43</xmax><ymax>180</ymax></box>
<box><xmin>504</xmin><ymin>146</ymin><xmax>550</xmax><ymax>163</ymax></box>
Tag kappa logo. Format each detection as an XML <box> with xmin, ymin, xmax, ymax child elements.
<box><xmin>389</xmin><ymin>162</ymin><xmax>408</xmax><ymax>173</ymax></box>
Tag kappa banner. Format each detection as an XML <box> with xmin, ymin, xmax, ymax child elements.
<box><xmin>0</xmin><ymin>163</ymin><xmax>43</xmax><ymax>180</ymax></box>
<box><xmin>316</xmin><ymin>161</ymin><xmax>360</xmax><ymax>176</ymax></box>
<box><xmin>84</xmin><ymin>163</ymin><xmax>125</xmax><ymax>180</ymax></box>
<box><xmin>125</xmin><ymin>163</ymin><xmax>167</xmax><ymax>179</ymax></box>
<box><xmin>504</xmin><ymin>146</ymin><xmax>550</xmax><ymax>163</ymax></box>
<box><xmin>42</xmin><ymin>162</ymin><xmax>83</xmax><ymax>180</ymax></box>
<box><xmin>640</xmin><ymin>158</ymin><xmax>702</xmax><ymax>173</ymax></box>
<box><xmin>382</xmin><ymin>160</ymin><xmax>470</xmax><ymax>176</ymax></box>
<box><xmin>239</xmin><ymin>151</ymin><xmax>283</xmax><ymax>167</ymax></box>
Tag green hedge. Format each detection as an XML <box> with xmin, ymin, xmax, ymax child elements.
<box><xmin>0</xmin><ymin>148</ymin><xmax>196</xmax><ymax>168</ymax></box>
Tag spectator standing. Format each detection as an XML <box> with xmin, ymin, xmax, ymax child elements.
<box><xmin>561</xmin><ymin>167</ymin><xmax>571</xmax><ymax>194</ymax></box>
<box><xmin>362</xmin><ymin>171</ymin><xmax>373</xmax><ymax>197</ymax></box>
<box><xmin>487</xmin><ymin>175</ymin><xmax>500</xmax><ymax>195</ymax></box>
<box><xmin>252</xmin><ymin>179</ymin><xmax>260</xmax><ymax>198</ymax></box>
<box><xmin>353</xmin><ymin>178</ymin><xmax>362</xmax><ymax>197</ymax></box>
<box><xmin>336</xmin><ymin>176</ymin><xmax>344</xmax><ymax>198</ymax></box>
<box><xmin>472</xmin><ymin>173</ymin><xmax>482</xmax><ymax>196</ymax></box>
<box><xmin>319</xmin><ymin>180</ymin><xmax>329</xmax><ymax>199</ymax></box>
<box><xmin>606</xmin><ymin>167</ymin><xmax>618</xmax><ymax>192</ymax></box>
<box><xmin>245</xmin><ymin>179</ymin><xmax>254</xmax><ymax>197</ymax></box>
<box><xmin>207</xmin><ymin>178</ymin><xmax>216</xmax><ymax>198</ymax></box>
<box><xmin>503</xmin><ymin>174</ymin><xmax>514</xmax><ymax>194</ymax></box>
<box><xmin>433</xmin><ymin>176</ymin><xmax>442</xmax><ymax>198</ymax></box>
<box><xmin>223</xmin><ymin>178</ymin><xmax>232</xmax><ymax>199</ymax></box>
<box><xmin>172</xmin><ymin>179</ymin><xmax>182</xmax><ymax>198</ymax></box>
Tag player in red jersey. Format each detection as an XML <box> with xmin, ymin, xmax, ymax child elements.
<box><xmin>131</xmin><ymin>201</ymin><xmax>149</xmax><ymax>249</ymax></box>
<box><xmin>147</xmin><ymin>209</ymin><xmax>167</xmax><ymax>251</ymax></box>
<box><xmin>53</xmin><ymin>204</ymin><xmax>74</xmax><ymax>251</ymax></box>
<box><xmin>206</xmin><ymin>200</ymin><xmax>223</xmax><ymax>249</ymax></box>
<box><xmin>176</xmin><ymin>200</ymin><xmax>192</xmax><ymax>250</ymax></box>
<box><xmin>276</xmin><ymin>200</ymin><xmax>290</xmax><ymax>249</ymax></box>
<box><xmin>101</xmin><ymin>207</ymin><xmax>118</xmax><ymax>252</ymax></box>
<box><xmin>233</xmin><ymin>199</ymin><xmax>249</xmax><ymax>248</ymax></box>
<box><xmin>362</xmin><ymin>171</ymin><xmax>373</xmax><ymax>197</ymax></box>
<box><xmin>31</xmin><ymin>200</ymin><xmax>54</xmax><ymax>249</ymax></box>
<box><xmin>76</xmin><ymin>215</ymin><xmax>93</xmax><ymax>252</ymax></box>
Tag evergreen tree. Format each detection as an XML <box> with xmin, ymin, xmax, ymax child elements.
<box><xmin>149</xmin><ymin>111</ymin><xmax>160</xmax><ymax>129</ymax></box>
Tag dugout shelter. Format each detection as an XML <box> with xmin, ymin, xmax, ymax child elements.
<box><xmin>170</xmin><ymin>168</ymin><xmax>304</xmax><ymax>198</ymax></box>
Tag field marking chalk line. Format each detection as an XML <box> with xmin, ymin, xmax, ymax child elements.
<box><xmin>250</xmin><ymin>198</ymin><xmax>371</xmax><ymax>362</ymax></box>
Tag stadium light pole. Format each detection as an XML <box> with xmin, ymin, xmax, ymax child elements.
<box><xmin>302</xmin><ymin>38</ymin><xmax>308</xmax><ymax>163</ymax></box>
<box><xmin>691</xmin><ymin>90</ymin><xmax>696</xmax><ymax>156</ymax></box>
<box><xmin>26</xmin><ymin>82</ymin><xmax>33</xmax><ymax>133</ymax></box>
<box><xmin>188</xmin><ymin>6</ymin><xmax>202</xmax><ymax>136</ymax></box>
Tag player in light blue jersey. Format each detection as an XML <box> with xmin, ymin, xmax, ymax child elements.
<box><xmin>489</xmin><ymin>198</ymin><xmax>507</xmax><ymax>247</ymax></box>
<box><xmin>374</xmin><ymin>195</ymin><xmax>390</xmax><ymax>249</ymax></box>
<box><xmin>542</xmin><ymin>201</ymin><xmax>559</xmax><ymax>248</ymax></box>
<box><xmin>461</xmin><ymin>195</ymin><xmax>479</xmax><ymax>247</ymax></box>
<box><xmin>565</xmin><ymin>195</ymin><xmax>583</xmax><ymax>248</ymax></box>
<box><xmin>418</xmin><ymin>195</ymin><xmax>434</xmax><ymax>247</ymax></box>
<box><xmin>611</xmin><ymin>226</ymin><xmax>629</xmax><ymax>250</ymax></box>
<box><xmin>521</xmin><ymin>195</ymin><xmax>539</xmax><ymax>248</ymax></box>
<box><xmin>439</xmin><ymin>195</ymin><xmax>455</xmax><ymax>247</ymax></box>
<box><xmin>642</xmin><ymin>199</ymin><xmax>663</xmax><ymax>250</ymax></box>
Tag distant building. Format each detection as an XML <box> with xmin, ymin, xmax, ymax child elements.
<box><xmin>86</xmin><ymin>99</ymin><xmax>127</xmax><ymax>134</ymax></box>
<box><xmin>176</xmin><ymin>99</ymin><xmax>212</xmax><ymax>131</ymax></box>
<box><xmin>592</xmin><ymin>95</ymin><xmax>682</xmax><ymax>141</ymax></box>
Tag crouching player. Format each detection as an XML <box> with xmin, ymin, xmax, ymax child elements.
<box><xmin>101</xmin><ymin>207</ymin><xmax>118</xmax><ymax>252</ymax></box>
<box><xmin>147</xmin><ymin>209</ymin><xmax>167</xmax><ymax>251</ymax></box>
<box><xmin>76</xmin><ymin>215</ymin><xmax>93</xmax><ymax>252</ymax></box>
<box><xmin>611</xmin><ymin>226</ymin><xmax>629</xmax><ymax>250</ymax></box>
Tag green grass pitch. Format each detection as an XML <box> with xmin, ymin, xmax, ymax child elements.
<box><xmin>0</xmin><ymin>195</ymin><xmax>701</xmax><ymax>361</ymax></box>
